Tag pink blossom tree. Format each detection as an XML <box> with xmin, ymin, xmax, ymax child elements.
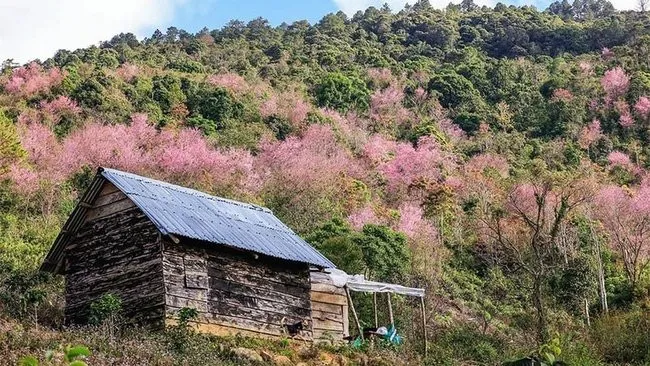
<box><xmin>551</xmin><ymin>88</ymin><xmax>574</xmax><ymax>102</ymax></box>
<box><xmin>601</xmin><ymin>67</ymin><xmax>630</xmax><ymax>103</ymax></box>
<box><xmin>363</xmin><ymin>135</ymin><xmax>456</xmax><ymax>200</ymax></box>
<box><xmin>348</xmin><ymin>204</ymin><xmax>383</xmax><ymax>230</ymax></box>
<box><xmin>634</xmin><ymin>96</ymin><xmax>650</xmax><ymax>119</ymax></box>
<box><xmin>479</xmin><ymin>178</ymin><xmax>592</xmax><ymax>342</ymax></box>
<box><xmin>578</xmin><ymin>119</ymin><xmax>603</xmax><ymax>149</ymax></box>
<box><xmin>40</xmin><ymin>96</ymin><xmax>81</xmax><ymax>124</ymax></box>
<box><xmin>369</xmin><ymin>85</ymin><xmax>412</xmax><ymax>131</ymax></box>
<box><xmin>260</xmin><ymin>92</ymin><xmax>311</xmax><ymax>130</ymax></box>
<box><xmin>207</xmin><ymin>73</ymin><xmax>248</xmax><ymax>93</ymax></box>
<box><xmin>115</xmin><ymin>63</ymin><xmax>139</xmax><ymax>82</ymax></box>
<box><xmin>3</xmin><ymin>62</ymin><xmax>64</xmax><ymax>97</ymax></box>
<box><xmin>256</xmin><ymin>124</ymin><xmax>360</xmax><ymax>231</ymax></box>
<box><xmin>367</xmin><ymin>68</ymin><xmax>395</xmax><ymax>88</ymax></box>
<box><xmin>11</xmin><ymin>114</ymin><xmax>257</xmax><ymax>205</ymax></box>
<box><xmin>607</xmin><ymin>151</ymin><xmax>632</xmax><ymax>168</ymax></box>
<box><xmin>594</xmin><ymin>185</ymin><xmax>650</xmax><ymax>289</ymax></box>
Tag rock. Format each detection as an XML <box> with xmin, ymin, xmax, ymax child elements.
<box><xmin>232</xmin><ymin>347</ymin><xmax>263</xmax><ymax>363</ymax></box>
<box><xmin>354</xmin><ymin>354</ymin><xmax>369</xmax><ymax>366</ymax></box>
<box><xmin>260</xmin><ymin>350</ymin><xmax>274</xmax><ymax>362</ymax></box>
<box><xmin>273</xmin><ymin>355</ymin><xmax>293</xmax><ymax>365</ymax></box>
<box><xmin>336</xmin><ymin>355</ymin><xmax>349</xmax><ymax>366</ymax></box>
<box><xmin>319</xmin><ymin>352</ymin><xmax>336</xmax><ymax>365</ymax></box>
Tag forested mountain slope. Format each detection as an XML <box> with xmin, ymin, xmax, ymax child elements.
<box><xmin>3</xmin><ymin>0</ymin><xmax>650</xmax><ymax>364</ymax></box>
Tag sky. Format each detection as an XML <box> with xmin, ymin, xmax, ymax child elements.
<box><xmin>0</xmin><ymin>0</ymin><xmax>639</xmax><ymax>64</ymax></box>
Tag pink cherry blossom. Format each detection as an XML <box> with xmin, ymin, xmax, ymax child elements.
<box><xmin>367</xmin><ymin>68</ymin><xmax>395</xmax><ymax>87</ymax></box>
<box><xmin>5</xmin><ymin>164</ymin><xmax>39</xmax><ymax>195</ymax></box>
<box><xmin>634</xmin><ymin>96</ymin><xmax>650</xmax><ymax>119</ymax></box>
<box><xmin>348</xmin><ymin>205</ymin><xmax>381</xmax><ymax>230</ymax></box>
<box><xmin>594</xmin><ymin>185</ymin><xmax>650</xmax><ymax>287</ymax></box>
<box><xmin>602</xmin><ymin>67</ymin><xmax>630</xmax><ymax>102</ymax></box>
<box><xmin>579</xmin><ymin>61</ymin><xmax>593</xmax><ymax>75</ymax></box>
<box><xmin>607</xmin><ymin>151</ymin><xmax>632</xmax><ymax>167</ymax></box>
<box><xmin>207</xmin><ymin>73</ymin><xmax>247</xmax><ymax>93</ymax></box>
<box><xmin>369</xmin><ymin>85</ymin><xmax>412</xmax><ymax>130</ymax></box>
<box><xmin>3</xmin><ymin>62</ymin><xmax>64</xmax><ymax>96</ymax></box>
<box><xmin>619</xmin><ymin>113</ymin><xmax>635</xmax><ymax>128</ymax></box>
<box><xmin>578</xmin><ymin>119</ymin><xmax>602</xmax><ymax>149</ymax></box>
<box><xmin>466</xmin><ymin>153</ymin><xmax>509</xmax><ymax>177</ymax></box>
<box><xmin>116</xmin><ymin>63</ymin><xmax>139</xmax><ymax>82</ymax></box>
<box><xmin>40</xmin><ymin>96</ymin><xmax>81</xmax><ymax>123</ymax></box>
<box><xmin>551</xmin><ymin>88</ymin><xmax>573</xmax><ymax>102</ymax></box>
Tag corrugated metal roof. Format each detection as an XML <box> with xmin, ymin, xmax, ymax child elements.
<box><xmin>42</xmin><ymin>167</ymin><xmax>335</xmax><ymax>272</ymax></box>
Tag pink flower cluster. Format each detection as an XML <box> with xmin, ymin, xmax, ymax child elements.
<box><xmin>260</xmin><ymin>92</ymin><xmax>311</xmax><ymax>129</ymax></box>
<box><xmin>635</xmin><ymin>96</ymin><xmax>650</xmax><ymax>119</ymax></box>
<box><xmin>601</xmin><ymin>67</ymin><xmax>630</xmax><ymax>102</ymax></box>
<box><xmin>369</xmin><ymin>86</ymin><xmax>412</xmax><ymax>129</ymax></box>
<box><xmin>348</xmin><ymin>205</ymin><xmax>382</xmax><ymax>230</ymax></box>
<box><xmin>578</xmin><ymin>119</ymin><xmax>602</xmax><ymax>149</ymax></box>
<box><xmin>207</xmin><ymin>73</ymin><xmax>248</xmax><ymax>93</ymax></box>
<box><xmin>578</xmin><ymin>61</ymin><xmax>593</xmax><ymax>75</ymax></box>
<box><xmin>607</xmin><ymin>151</ymin><xmax>632</xmax><ymax>167</ymax></box>
<box><xmin>116</xmin><ymin>63</ymin><xmax>139</xmax><ymax>82</ymax></box>
<box><xmin>551</xmin><ymin>88</ymin><xmax>573</xmax><ymax>102</ymax></box>
<box><xmin>40</xmin><ymin>96</ymin><xmax>81</xmax><ymax>123</ymax></box>
<box><xmin>7</xmin><ymin>114</ymin><xmax>255</xmax><ymax>196</ymax></box>
<box><xmin>3</xmin><ymin>62</ymin><xmax>64</xmax><ymax>96</ymax></box>
<box><xmin>363</xmin><ymin>135</ymin><xmax>455</xmax><ymax>196</ymax></box>
<box><xmin>256</xmin><ymin>124</ymin><xmax>360</xmax><ymax>194</ymax></box>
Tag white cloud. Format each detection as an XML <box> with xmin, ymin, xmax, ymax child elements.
<box><xmin>609</xmin><ymin>0</ymin><xmax>638</xmax><ymax>9</ymax></box>
<box><xmin>0</xmin><ymin>0</ymin><xmax>184</xmax><ymax>63</ymax></box>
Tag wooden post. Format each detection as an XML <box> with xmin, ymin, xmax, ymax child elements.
<box><xmin>595</xmin><ymin>230</ymin><xmax>608</xmax><ymax>314</ymax></box>
<box><xmin>584</xmin><ymin>298</ymin><xmax>591</xmax><ymax>327</ymax></box>
<box><xmin>345</xmin><ymin>286</ymin><xmax>364</xmax><ymax>341</ymax></box>
<box><xmin>590</xmin><ymin>219</ymin><xmax>608</xmax><ymax>314</ymax></box>
<box><xmin>373</xmin><ymin>293</ymin><xmax>378</xmax><ymax>328</ymax></box>
<box><xmin>387</xmin><ymin>293</ymin><xmax>394</xmax><ymax>326</ymax></box>
<box><xmin>421</xmin><ymin>297</ymin><xmax>428</xmax><ymax>358</ymax></box>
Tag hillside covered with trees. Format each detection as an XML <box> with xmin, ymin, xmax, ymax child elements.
<box><xmin>4</xmin><ymin>0</ymin><xmax>650</xmax><ymax>364</ymax></box>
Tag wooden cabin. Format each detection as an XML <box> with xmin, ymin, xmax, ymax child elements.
<box><xmin>310</xmin><ymin>271</ymin><xmax>349</xmax><ymax>343</ymax></box>
<box><xmin>41</xmin><ymin>168</ymin><xmax>335</xmax><ymax>339</ymax></box>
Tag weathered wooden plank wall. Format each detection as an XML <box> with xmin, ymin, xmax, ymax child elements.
<box><xmin>162</xmin><ymin>240</ymin><xmax>313</xmax><ymax>339</ymax></box>
<box><xmin>64</xmin><ymin>182</ymin><xmax>165</xmax><ymax>326</ymax></box>
<box><xmin>310</xmin><ymin>271</ymin><xmax>349</xmax><ymax>343</ymax></box>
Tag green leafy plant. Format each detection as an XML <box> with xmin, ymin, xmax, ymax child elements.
<box><xmin>19</xmin><ymin>345</ymin><xmax>91</xmax><ymax>366</ymax></box>
<box><xmin>88</xmin><ymin>293</ymin><xmax>122</xmax><ymax>340</ymax></box>
<box><xmin>538</xmin><ymin>336</ymin><xmax>562</xmax><ymax>365</ymax></box>
<box><xmin>167</xmin><ymin>307</ymin><xmax>199</xmax><ymax>354</ymax></box>
<box><xmin>177</xmin><ymin>307</ymin><xmax>199</xmax><ymax>328</ymax></box>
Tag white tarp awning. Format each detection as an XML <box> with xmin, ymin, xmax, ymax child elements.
<box><xmin>324</xmin><ymin>269</ymin><xmax>425</xmax><ymax>298</ymax></box>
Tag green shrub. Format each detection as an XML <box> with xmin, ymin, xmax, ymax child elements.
<box><xmin>425</xmin><ymin>326</ymin><xmax>504</xmax><ymax>365</ymax></box>
<box><xmin>20</xmin><ymin>344</ymin><xmax>91</xmax><ymax>366</ymax></box>
<box><xmin>315</xmin><ymin>72</ymin><xmax>370</xmax><ymax>113</ymax></box>
<box><xmin>590</xmin><ymin>311</ymin><xmax>650</xmax><ymax>363</ymax></box>
<box><xmin>89</xmin><ymin>293</ymin><xmax>122</xmax><ymax>341</ymax></box>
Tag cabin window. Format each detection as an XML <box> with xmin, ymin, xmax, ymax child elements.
<box><xmin>183</xmin><ymin>255</ymin><xmax>208</xmax><ymax>290</ymax></box>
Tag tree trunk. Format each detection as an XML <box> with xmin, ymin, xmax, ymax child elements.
<box><xmin>594</xmin><ymin>230</ymin><xmax>608</xmax><ymax>313</ymax></box>
<box><xmin>533</xmin><ymin>276</ymin><xmax>548</xmax><ymax>344</ymax></box>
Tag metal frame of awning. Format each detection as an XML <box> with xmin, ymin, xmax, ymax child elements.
<box><xmin>318</xmin><ymin>270</ymin><xmax>427</xmax><ymax>357</ymax></box>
